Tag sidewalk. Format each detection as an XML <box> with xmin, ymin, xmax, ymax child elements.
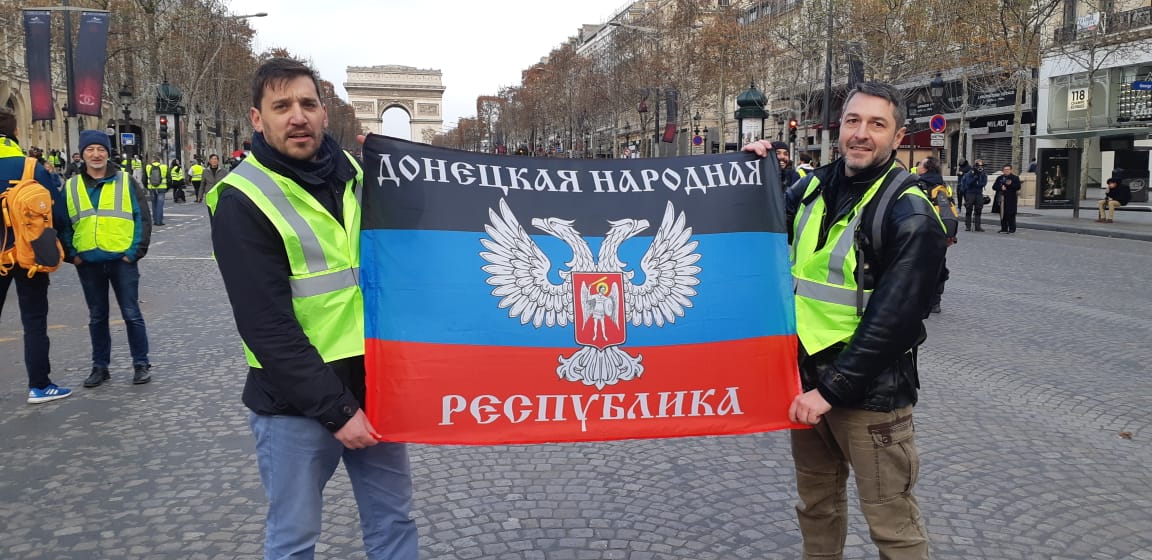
<box><xmin>1000</xmin><ymin>205</ymin><xmax>1152</xmax><ymax>242</ymax></box>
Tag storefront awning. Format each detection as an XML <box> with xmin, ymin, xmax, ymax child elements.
<box><xmin>1032</xmin><ymin>126</ymin><xmax>1152</xmax><ymax>139</ymax></box>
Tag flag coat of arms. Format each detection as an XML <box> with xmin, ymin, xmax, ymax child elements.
<box><xmin>361</xmin><ymin>135</ymin><xmax>802</xmax><ymax>444</ymax></box>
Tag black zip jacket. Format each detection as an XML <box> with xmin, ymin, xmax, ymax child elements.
<box><xmin>785</xmin><ymin>156</ymin><xmax>947</xmax><ymax>411</ymax></box>
<box><xmin>210</xmin><ymin>133</ymin><xmax>363</xmax><ymax>432</ymax></box>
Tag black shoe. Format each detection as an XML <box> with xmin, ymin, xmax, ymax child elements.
<box><xmin>998</xmin><ymin>230</ymin><xmax>1008</xmax><ymax>233</ymax></box>
<box><xmin>930</xmin><ymin>303</ymin><xmax>941</xmax><ymax>314</ymax></box>
<box><xmin>975</xmin><ymin>228</ymin><xmax>985</xmax><ymax>232</ymax></box>
<box><xmin>84</xmin><ymin>367</ymin><xmax>111</xmax><ymax>388</ymax></box>
<box><xmin>965</xmin><ymin>226</ymin><xmax>971</xmax><ymax>231</ymax></box>
<box><xmin>132</xmin><ymin>364</ymin><xmax>152</xmax><ymax>385</ymax></box>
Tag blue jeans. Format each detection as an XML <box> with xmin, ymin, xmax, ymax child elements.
<box><xmin>75</xmin><ymin>260</ymin><xmax>150</xmax><ymax>369</ymax></box>
<box><xmin>249</xmin><ymin>413</ymin><xmax>418</xmax><ymax>560</ymax></box>
<box><xmin>0</xmin><ymin>268</ymin><xmax>54</xmax><ymax>388</ymax></box>
<box><xmin>149</xmin><ymin>188</ymin><xmax>167</xmax><ymax>224</ymax></box>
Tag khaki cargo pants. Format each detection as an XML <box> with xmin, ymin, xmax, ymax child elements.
<box><xmin>790</xmin><ymin>406</ymin><xmax>929</xmax><ymax>559</ymax></box>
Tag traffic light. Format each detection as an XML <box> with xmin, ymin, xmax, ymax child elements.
<box><xmin>159</xmin><ymin>116</ymin><xmax>169</xmax><ymax>140</ymax></box>
<box><xmin>788</xmin><ymin>119</ymin><xmax>798</xmax><ymax>143</ymax></box>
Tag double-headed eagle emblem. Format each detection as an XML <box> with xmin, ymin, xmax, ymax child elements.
<box><xmin>480</xmin><ymin>199</ymin><xmax>702</xmax><ymax>389</ymax></box>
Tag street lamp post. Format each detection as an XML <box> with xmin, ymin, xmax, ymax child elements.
<box><xmin>906</xmin><ymin>99</ymin><xmax>917</xmax><ymax>169</ymax></box>
<box><xmin>195</xmin><ymin>118</ymin><xmax>203</xmax><ymax>161</ymax></box>
<box><xmin>105</xmin><ymin>120</ymin><xmax>116</xmax><ymax>154</ymax></box>
<box><xmin>623</xmin><ymin>122</ymin><xmax>631</xmax><ymax>157</ymax></box>
<box><xmin>118</xmin><ymin>84</ymin><xmax>133</xmax><ymax>157</ymax></box>
<box><xmin>928</xmin><ymin>71</ymin><xmax>946</xmax><ymax>159</ymax></box>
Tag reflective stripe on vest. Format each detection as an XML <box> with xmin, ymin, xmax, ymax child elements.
<box><xmin>64</xmin><ymin>173</ymin><xmax>135</xmax><ymax>254</ymax></box>
<box><xmin>791</xmin><ymin>164</ymin><xmax>918</xmax><ymax>353</ymax></box>
<box><xmin>206</xmin><ymin>153</ymin><xmax>365</xmax><ymax>367</ymax></box>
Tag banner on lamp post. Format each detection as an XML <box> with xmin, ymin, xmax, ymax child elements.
<box><xmin>22</xmin><ymin>10</ymin><xmax>54</xmax><ymax>122</ymax></box>
<box><xmin>72</xmin><ymin>11</ymin><xmax>110</xmax><ymax>117</ymax></box>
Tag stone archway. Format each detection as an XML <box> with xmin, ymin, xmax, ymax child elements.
<box><xmin>344</xmin><ymin>65</ymin><xmax>444</xmax><ymax>143</ymax></box>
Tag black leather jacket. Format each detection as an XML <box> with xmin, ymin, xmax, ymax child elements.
<box><xmin>785</xmin><ymin>157</ymin><xmax>947</xmax><ymax>411</ymax></box>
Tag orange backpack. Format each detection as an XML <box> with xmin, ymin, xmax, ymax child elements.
<box><xmin>1</xmin><ymin>157</ymin><xmax>64</xmax><ymax>277</ymax></box>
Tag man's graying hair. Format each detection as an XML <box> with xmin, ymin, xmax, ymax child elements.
<box><xmin>842</xmin><ymin>82</ymin><xmax>906</xmax><ymax>129</ymax></box>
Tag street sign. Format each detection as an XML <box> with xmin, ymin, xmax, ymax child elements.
<box><xmin>928</xmin><ymin>114</ymin><xmax>946</xmax><ymax>133</ymax></box>
<box><xmin>930</xmin><ymin>133</ymin><xmax>945</xmax><ymax>147</ymax></box>
<box><xmin>692</xmin><ymin>135</ymin><xmax>703</xmax><ymax>146</ymax></box>
<box><xmin>120</xmin><ymin>132</ymin><xmax>136</xmax><ymax>146</ymax></box>
<box><xmin>1132</xmin><ymin>81</ymin><xmax>1152</xmax><ymax>91</ymax></box>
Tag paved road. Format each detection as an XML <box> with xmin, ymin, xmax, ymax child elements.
<box><xmin>1</xmin><ymin>206</ymin><xmax>1150</xmax><ymax>559</ymax></box>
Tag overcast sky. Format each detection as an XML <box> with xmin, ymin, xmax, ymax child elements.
<box><xmin>228</xmin><ymin>0</ymin><xmax>627</xmax><ymax>136</ymax></box>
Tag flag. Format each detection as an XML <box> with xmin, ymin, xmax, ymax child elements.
<box><xmin>360</xmin><ymin>135</ymin><xmax>802</xmax><ymax>444</ymax></box>
<box><xmin>22</xmin><ymin>10</ymin><xmax>54</xmax><ymax>122</ymax></box>
<box><xmin>72</xmin><ymin>11</ymin><xmax>110</xmax><ymax>117</ymax></box>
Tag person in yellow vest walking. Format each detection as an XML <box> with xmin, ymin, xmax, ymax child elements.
<box><xmin>189</xmin><ymin>157</ymin><xmax>205</xmax><ymax>203</ymax></box>
<box><xmin>144</xmin><ymin>156</ymin><xmax>168</xmax><ymax>225</ymax></box>
<box><xmin>207</xmin><ymin>58</ymin><xmax>417</xmax><ymax>559</ymax></box>
<box><xmin>746</xmin><ymin>82</ymin><xmax>947</xmax><ymax>560</ymax></box>
<box><xmin>167</xmin><ymin>158</ymin><xmax>186</xmax><ymax>203</ymax></box>
<box><xmin>64</xmin><ymin>130</ymin><xmax>154</xmax><ymax>387</ymax></box>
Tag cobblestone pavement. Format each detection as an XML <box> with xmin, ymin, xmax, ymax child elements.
<box><xmin>1</xmin><ymin>205</ymin><xmax>1150</xmax><ymax>559</ymax></box>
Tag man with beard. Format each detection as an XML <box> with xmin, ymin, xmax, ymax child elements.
<box><xmin>769</xmin><ymin>140</ymin><xmax>802</xmax><ymax>191</ymax></box>
<box><xmin>746</xmin><ymin>82</ymin><xmax>946</xmax><ymax>559</ymax></box>
<box><xmin>206</xmin><ymin>58</ymin><xmax>417</xmax><ymax>559</ymax></box>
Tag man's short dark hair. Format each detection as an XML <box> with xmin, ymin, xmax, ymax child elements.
<box><xmin>841</xmin><ymin>82</ymin><xmax>905</xmax><ymax>129</ymax></box>
<box><xmin>1107</xmin><ymin>177</ymin><xmax>1119</xmax><ymax>185</ymax></box>
<box><xmin>252</xmin><ymin>57</ymin><xmax>323</xmax><ymax>110</ymax></box>
<box><xmin>0</xmin><ymin>107</ymin><xmax>16</xmax><ymax>138</ymax></box>
<box><xmin>799</xmin><ymin>153</ymin><xmax>813</xmax><ymax>164</ymax></box>
<box><xmin>921</xmin><ymin>156</ymin><xmax>941</xmax><ymax>174</ymax></box>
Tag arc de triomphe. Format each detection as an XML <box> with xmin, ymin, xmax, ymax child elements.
<box><xmin>344</xmin><ymin>65</ymin><xmax>444</xmax><ymax>143</ymax></box>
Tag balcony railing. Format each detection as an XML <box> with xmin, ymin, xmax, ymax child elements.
<box><xmin>1052</xmin><ymin>5</ymin><xmax>1152</xmax><ymax>46</ymax></box>
<box><xmin>1109</xmin><ymin>5</ymin><xmax>1152</xmax><ymax>34</ymax></box>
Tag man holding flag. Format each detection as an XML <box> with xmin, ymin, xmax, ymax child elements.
<box><xmin>747</xmin><ymin>82</ymin><xmax>946</xmax><ymax>559</ymax></box>
<box><xmin>206</xmin><ymin>58</ymin><xmax>417</xmax><ymax>560</ymax></box>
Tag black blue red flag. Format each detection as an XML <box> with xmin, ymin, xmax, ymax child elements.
<box><xmin>360</xmin><ymin>135</ymin><xmax>801</xmax><ymax>444</ymax></box>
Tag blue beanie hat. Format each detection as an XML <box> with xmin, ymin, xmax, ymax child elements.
<box><xmin>78</xmin><ymin>129</ymin><xmax>111</xmax><ymax>154</ymax></box>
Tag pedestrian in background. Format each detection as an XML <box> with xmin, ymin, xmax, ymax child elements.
<box><xmin>199</xmin><ymin>154</ymin><xmax>227</xmax><ymax>204</ymax></box>
<box><xmin>63</xmin><ymin>130</ymin><xmax>154</xmax><ymax>388</ymax></box>
<box><xmin>64</xmin><ymin>152</ymin><xmax>83</xmax><ymax>179</ymax></box>
<box><xmin>770</xmin><ymin>140</ymin><xmax>801</xmax><ymax>191</ymax></box>
<box><xmin>917</xmin><ymin>156</ymin><xmax>952</xmax><ymax>314</ymax></box>
<box><xmin>1096</xmin><ymin>177</ymin><xmax>1131</xmax><ymax>223</ymax></box>
<box><xmin>745</xmin><ymin>81</ymin><xmax>945</xmax><ymax>559</ymax></box>
<box><xmin>958</xmin><ymin>159</ymin><xmax>988</xmax><ymax>232</ymax></box>
<box><xmin>0</xmin><ymin>107</ymin><xmax>73</xmax><ymax>403</ymax></box>
<box><xmin>168</xmin><ymin>158</ymin><xmax>186</xmax><ymax>203</ymax></box>
<box><xmin>207</xmin><ymin>58</ymin><xmax>418</xmax><ymax>560</ymax></box>
<box><xmin>189</xmin><ymin>157</ymin><xmax>205</xmax><ymax>203</ymax></box>
<box><xmin>144</xmin><ymin>156</ymin><xmax>168</xmax><ymax>225</ymax></box>
<box><xmin>995</xmin><ymin>164</ymin><xmax>1021</xmax><ymax>234</ymax></box>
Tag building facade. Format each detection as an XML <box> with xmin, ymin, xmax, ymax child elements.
<box><xmin>1035</xmin><ymin>0</ymin><xmax>1152</xmax><ymax>206</ymax></box>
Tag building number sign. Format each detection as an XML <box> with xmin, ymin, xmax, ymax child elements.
<box><xmin>1067</xmin><ymin>87</ymin><xmax>1088</xmax><ymax>111</ymax></box>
